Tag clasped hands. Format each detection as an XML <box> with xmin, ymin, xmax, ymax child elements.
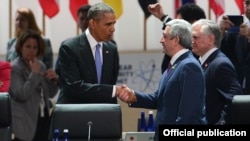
<box><xmin>116</xmin><ymin>84</ymin><xmax>137</xmax><ymax>104</ymax></box>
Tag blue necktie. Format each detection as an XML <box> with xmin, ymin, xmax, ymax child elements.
<box><xmin>95</xmin><ymin>44</ymin><xmax>102</xmax><ymax>83</ymax></box>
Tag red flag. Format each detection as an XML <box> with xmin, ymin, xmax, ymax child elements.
<box><xmin>235</xmin><ymin>0</ymin><xmax>244</xmax><ymax>14</ymax></box>
<box><xmin>69</xmin><ymin>0</ymin><xmax>88</xmax><ymax>22</ymax></box>
<box><xmin>209</xmin><ymin>0</ymin><xmax>224</xmax><ymax>19</ymax></box>
<box><xmin>39</xmin><ymin>0</ymin><xmax>59</xmax><ymax>18</ymax></box>
<box><xmin>0</xmin><ymin>61</ymin><xmax>11</xmax><ymax>92</ymax></box>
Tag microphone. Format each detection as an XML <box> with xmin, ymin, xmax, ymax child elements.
<box><xmin>87</xmin><ymin>121</ymin><xmax>93</xmax><ymax>141</ymax></box>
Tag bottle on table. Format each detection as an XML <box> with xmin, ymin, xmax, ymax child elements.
<box><xmin>139</xmin><ymin>111</ymin><xmax>147</xmax><ymax>132</ymax></box>
<box><xmin>147</xmin><ymin>110</ymin><xmax>155</xmax><ymax>131</ymax></box>
<box><xmin>53</xmin><ymin>129</ymin><xmax>60</xmax><ymax>141</ymax></box>
<box><xmin>63</xmin><ymin>129</ymin><xmax>69</xmax><ymax>141</ymax></box>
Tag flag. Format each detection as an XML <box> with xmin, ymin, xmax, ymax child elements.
<box><xmin>39</xmin><ymin>0</ymin><xmax>59</xmax><ymax>18</ymax></box>
<box><xmin>69</xmin><ymin>0</ymin><xmax>88</xmax><ymax>22</ymax></box>
<box><xmin>235</xmin><ymin>0</ymin><xmax>244</xmax><ymax>14</ymax></box>
<box><xmin>138</xmin><ymin>0</ymin><xmax>157</xmax><ymax>19</ymax></box>
<box><xmin>0</xmin><ymin>61</ymin><xmax>11</xmax><ymax>92</ymax></box>
<box><xmin>209</xmin><ymin>0</ymin><xmax>225</xmax><ymax>19</ymax></box>
<box><xmin>175</xmin><ymin>0</ymin><xmax>195</xmax><ymax>17</ymax></box>
<box><xmin>103</xmin><ymin>0</ymin><xmax>123</xmax><ymax>19</ymax></box>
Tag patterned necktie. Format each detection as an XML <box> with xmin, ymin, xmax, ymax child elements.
<box><xmin>95</xmin><ymin>44</ymin><xmax>102</xmax><ymax>83</ymax></box>
<box><xmin>167</xmin><ymin>63</ymin><xmax>172</xmax><ymax>73</ymax></box>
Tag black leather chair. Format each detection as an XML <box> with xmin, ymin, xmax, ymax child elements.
<box><xmin>227</xmin><ymin>95</ymin><xmax>250</xmax><ymax>124</ymax></box>
<box><xmin>48</xmin><ymin>104</ymin><xmax>122</xmax><ymax>141</ymax></box>
<box><xmin>0</xmin><ymin>93</ymin><xmax>12</xmax><ymax>141</ymax></box>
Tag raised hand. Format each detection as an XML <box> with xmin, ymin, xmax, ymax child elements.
<box><xmin>44</xmin><ymin>69</ymin><xmax>59</xmax><ymax>85</ymax></box>
<box><xmin>219</xmin><ymin>15</ymin><xmax>234</xmax><ymax>36</ymax></box>
<box><xmin>44</xmin><ymin>69</ymin><xmax>58</xmax><ymax>81</ymax></box>
<box><xmin>148</xmin><ymin>2</ymin><xmax>165</xmax><ymax>20</ymax></box>
<box><xmin>29</xmin><ymin>58</ymin><xmax>41</xmax><ymax>74</ymax></box>
<box><xmin>239</xmin><ymin>23</ymin><xmax>250</xmax><ymax>37</ymax></box>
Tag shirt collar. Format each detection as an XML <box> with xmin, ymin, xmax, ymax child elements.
<box><xmin>85</xmin><ymin>28</ymin><xmax>102</xmax><ymax>50</ymax></box>
<box><xmin>199</xmin><ymin>47</ymin><xmax>218</xmax><ymax>65</ymax></box>
<box><xmin>170</xmin><ymin>49</ymin><xmax>189</xmax><ymax>65</ymax></box>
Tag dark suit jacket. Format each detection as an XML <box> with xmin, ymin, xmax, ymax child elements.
<box><xmin>202</xmin><ymin>49</ymin><xmax>243</xmax><ymax>124</ymax></box>
<box><xmin>221</xmin><ymin>27</ymin><xmax>250</xmax><ymax>94</ymax></box>
<box><xmin>235</xmin><ymin>35</ymin><xmax>250</xmax><ymax>94</ymax></box>
<box><xmin>57</xmin><ymin>32</ymin><xmax>119</xmax><ymax>104</ymax></box>
<box><xmin>161</xmin><ymin>53</ymin><xmax>199</xmax><ymax>74</ymax></box>
<box><xmin>130</xmin><ymin>51</ymin><xmax>206</xmax><ymax>140</ymax></box>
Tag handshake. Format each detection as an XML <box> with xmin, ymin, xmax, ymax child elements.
<box><xmin>116</xmin><ymin>85</ymin><xmax>137</xmax><ymax>104</ymax></box>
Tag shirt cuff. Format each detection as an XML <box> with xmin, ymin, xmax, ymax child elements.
<box><xmin>112</xmin><ymin>85</ymin><xmax>116</xmax><ymax>98</ymax></box>
<box><xmin>163</xmin><ymin>15</ymin><xmax>170</xmax><ymax>23</ymax></box>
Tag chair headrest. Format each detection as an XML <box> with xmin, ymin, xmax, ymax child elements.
<box><xmin>228</xmin><ymin>95</ymin><xmax>250</xmax><ymax>124</ymax></box>
<box><xmin>0</xmin><ymin>94</ymin><xmax>11</xmax><ymax>126</ymax></box>
<box><xmin>49</xmin><ymin>104</ymin><xmax>122</xmax><ymax>140</ymax></box>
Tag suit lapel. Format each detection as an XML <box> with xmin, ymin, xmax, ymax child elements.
<box><xmin>102</xmin><ymin>43</ymin><xmax>109</xmax><ymax>66</ymax></box>
<box><xmin>101</xmin><ymin>42</ymin><xmax>112</xmax><ymax>80</ymax></box>
<box><xmin>80</xmin><ymin>33</ymin><xmax>98</xmax><ymax>81</ymax></box>
<box><xmin>202</xmin><ymin>50</ymin><xmax>220</xmax><ymax>70</ymax></box>
<box><xmin>158</xmin><ymin>51</ymin><xmax>191</xmax><ymax>94</ymax></box>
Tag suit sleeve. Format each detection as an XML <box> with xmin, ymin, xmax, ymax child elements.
<box><xmin>214</xmin><ymin>60</ymin><xmax>243</xmax><ymax>124</ymax></box>
<box><xmin>58</xmin><ymin>41</ymin><xmax>114</xmax><ymax>103</ymax></box>
<box><xmin>175</xmin><ymin>63</ymin><xmax>205</xmax><ymax>124</ymax></box>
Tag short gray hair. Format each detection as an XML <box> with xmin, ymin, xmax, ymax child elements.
<box><xmin>165</xmin><ymin>19</ymin><xmax>192</xmax><ymax>49</ymax></box>
<box><xmin>192</xmin><ymin>19</ymin><xmax>221</xmax><ymax>48</ymax></box>
<box><xmin>87</xmin><ymin>3</ymin><xmax>114</xmax><ymax>21</ymax></box>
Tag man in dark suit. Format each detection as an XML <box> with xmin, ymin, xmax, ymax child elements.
<box><xmin>118</xmin><ymin>19</ymin><xmax>206</xmax><ymax>141</ymax></box>
<box><xmin>148</xmin><ymin>3</ymin><xmax>206</xmax><ymax>73</ymax></box>
<box><xmin>56</xmin><ymin>3</ymin><xmax>120</xmax><ymax>104</ymax></box>
<box><xmin>219</xmin><ymin>1</ymin><xmax>250</xmax><ymax>94</ymax></box>
<box><xmin>192</xmin><ymin>19</ymin><xmax>243</xmax><ymax>124</ymax></box>
<box><xmin>55</xmin><ymin>4</ymin><xmax>117</xmax><ymax>81</ymax></box>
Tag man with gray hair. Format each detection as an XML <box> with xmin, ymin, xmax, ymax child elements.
<box><xmin>191</xmin><ymin>19</ymin><xmax>243</xmax><ymax>124</ymax></box>
<box><xmin>57</xmin><ymin>3</ymin><xmax>120</xmax><ymax>104</ymax></box>
<box><xmin>117</xmin><ymin>19</ymin><xmax>206</xmax><ymax>141</ymax></box>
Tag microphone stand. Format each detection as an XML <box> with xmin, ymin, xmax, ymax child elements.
<box><xmin>88</xmin><ymin>121</ymin><xmax>93</xmax><ymax>141</ymax></box>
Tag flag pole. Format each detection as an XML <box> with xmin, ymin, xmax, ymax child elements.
<box><xmin>42</xmin><ymin>13</ymin><xmax>45</xmax><ymax>35</ymax></box>
<box><xmin>9</xmin><ymin>0</ymin><xmax>12</xmax><ymax>38</ymax></box>
<box><xmin>76</xmin><ymin>24</ymin><xmax>79</xmax><ymax>35</ymax></box>
<box><xmin>143</xmin><ymin>16</ymin><xmax>147</xmax><ymax>51</ymax></box>
<box><xmin>208</xmin><ymin>1</ymin><xmax>211</xmax><ymax>20</ymax></box>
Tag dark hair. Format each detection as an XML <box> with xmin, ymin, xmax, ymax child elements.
<box><xmin>177</xmin><ymin>3</ymin><xmax>206</xmax><ymax>23</ymax></box>
<box><xmin>77</xmin><ymin>4</ymin><xmax>91</xmax><ymax>16</ymax></box>
<box><xmin>16</xmin><ymin>29</ymin><xmax>45</xmax><ymax>58</ymax></box>
<box><xmin>87</xmin><ymin>3</ymin><xmax>114</xmax><ymax>21</ymax></box>
<box><xmin>15</xmin><ymin>8</ymin><xmax>42</xmax><ymax>37</ymax></box>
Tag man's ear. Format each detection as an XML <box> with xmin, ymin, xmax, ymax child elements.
<box><xmin>88</xmin><ymin>19</ymin><xmax>94</xmax><ymax>29</ymax></box>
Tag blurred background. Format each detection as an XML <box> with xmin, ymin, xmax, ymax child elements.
<box><xmin>0</xmin><ymin>0</ymin><xmax>245</xmax><ymax>131</ymax></box>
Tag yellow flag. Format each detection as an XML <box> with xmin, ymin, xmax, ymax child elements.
<box><xmin>103</xmin><ymin>0</ymin><xmax>123</xmax><ymax>19</ymax></box>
